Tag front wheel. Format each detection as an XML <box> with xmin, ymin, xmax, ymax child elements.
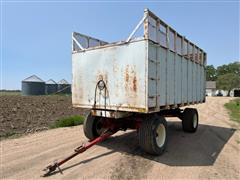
<box><xmin>138</xmin><ymin>114</ymin><xmax>168</xmax><ymax>155</ymax></box>
<box><xmin>83</xmin><ymin>113</ymin><xmax>107</xmax><ymax>140</ymax></box>
<box><xmin>182</xmin><ymin>108</ymin><xmax>198</xmax><ymax>133</ymax></box>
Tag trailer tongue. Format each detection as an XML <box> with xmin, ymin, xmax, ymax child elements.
<box><xmin>43</xmin><ymin>116</ymin><xmax>142</xmax><ymax>176</ymax></box>
<box><xmin>43</xmin><ymin>128</ymin><xmax>118</xmax><ymax>176</ymax></box>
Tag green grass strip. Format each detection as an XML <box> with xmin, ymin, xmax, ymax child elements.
<box><xmin>51</xmin><ymin>115</ymin><xmax>85</xmax><ymax>128</ymax></box>
<box><xmin>224</xmin><ymin>98</ymin><xmax>240</xmax><ymax>123</ymax></box>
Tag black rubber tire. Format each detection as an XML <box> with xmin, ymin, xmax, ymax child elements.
<box><xmin>138</xmin><ymin>114</ymin><xmax>168</xmax><ymax>155</ymax></box>
<box><xmin>83</xmin><ymin>113</ymin><xmax>101</xmax><ymax>140</ymax></box>
<box><xmin>182</xmin><ymin>108</ymin><xmax>198</xmax><ymax>133</ymax></box>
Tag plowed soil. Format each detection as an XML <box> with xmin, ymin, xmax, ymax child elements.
<box><xmin>0</xmin><ymin>95</ymin><xmax>87</xmax><ymax>138</ymax></box>
<box><xmin>1</xmin><ymin>97</ymin><xmax>240</xmax><ymax>179</ymax></box>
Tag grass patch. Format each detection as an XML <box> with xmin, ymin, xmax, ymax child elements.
<box><xmin>0</xmin><ymin>132</ymin><xmax>22</xmax><ymax>141</ymax></box>
<box><xmin>224</xmin><ymin>98</ymin><xmax>240</xmax><ymax>123</ymax></box>
<box><xmin>0</xmin><ymin>91</ymin><xmax>21</xmax><ymax>96</ymax></box>
<box><xmin>51</xmin><ymin>115</ymin><xmax>85</xmax><ymax>128</ymax></box>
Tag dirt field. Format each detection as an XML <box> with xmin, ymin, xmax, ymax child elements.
<box><xmin>0</xmin><ymin>95</ymin><xmax>87</xmax><ymax>138</ymax></box>
<box><xmin>1</xmin><ymin>97</ymin><xmax>240</xmax><ymax>179</ymax></box>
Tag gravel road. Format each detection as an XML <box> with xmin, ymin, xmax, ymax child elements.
<box><xmin>1</xmin><ymin>97</ymin><xmax>240</xmax><ymax>179</ymax></box>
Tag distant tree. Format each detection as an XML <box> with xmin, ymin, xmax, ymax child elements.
<box><xmin>216</xmin><ymin>73</ymin><xmax>240</xmax><ymax>96</ymax></box>
<box><xmin>217</xmin><ymin>61</ymin><xmax>240</xmax><ymax>76</ymax></box>
<box><xmin>206</xmin><ymin>65</ymin><xmax>217</xmax><ymax>81</ymax></box>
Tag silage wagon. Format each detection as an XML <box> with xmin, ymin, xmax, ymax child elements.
<box><xmin>44</xmin><ymin>9</ymin><xmax>206</xmax><ymax>175</ymax></box>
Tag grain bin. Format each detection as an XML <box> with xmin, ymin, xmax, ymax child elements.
<box><xmin>57</xmin><ymin>79</ymin><xmax>71</xmax><ymax>94</ymax></box>
<box><xmin>22</xmin><ymin>75</ymin><xmax>45</xmax><ymax>95</ymax></box>
<box><xmin>45</xmin><ymin>79</ymin><xmax>58</xmax><ymax>94</ymax></box>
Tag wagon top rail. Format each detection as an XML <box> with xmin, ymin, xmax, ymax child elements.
<box><xmin>72</xmin><ymin>9</ymin><xmax>206</xmax><ymax>66</ymax></box>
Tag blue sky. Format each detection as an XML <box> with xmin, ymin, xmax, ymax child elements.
<box><xmin>1</xmin><ymin>1</ymin><xmax>239</xmax><ymax>90</ymax></box>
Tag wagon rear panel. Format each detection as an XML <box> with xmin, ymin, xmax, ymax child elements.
<box><xmin>72</xmin><ymin>40</ymin><xmax>148</xmax><ymax>113</ymax></box>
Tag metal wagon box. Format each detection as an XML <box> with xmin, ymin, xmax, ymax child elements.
<box><xmin>43</xmin><ymin>9</ymin><xmax>207</xmax><ymax>173</ymax></box>
<box><xmin>72</xmin><ymin>9</ymin><xmax>206</xmax><ymax>116</ymax></box>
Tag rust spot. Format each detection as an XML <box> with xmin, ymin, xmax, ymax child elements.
<box><xmin>124</xmin><ymin>65</ymin><xmax>138</xmax><ymax>101</ymax></box>
<box><xmin>109</xmin><ymin>111</ymin><xmax>115</xmax><ymax>117</ymax></box>
<box><xmin>133</xmin><ymin>76</ymin><xmax>137</xmax><ymax>92</ymax></box>
<box><xmin>98</xmin><ymin>75</ymin><xmax>104</xmax><ymax>81</ymax></box>
<box><xmin>91</xmin><ymin>110</ymin><xmax>96</xmax><ymax>116</ymax></box>
<box><xmin>96</xmin><ymin>71</ymin><xmax>108</xmax><ymax>85</ymax></box>
<box><xmin>112</xmin><ymin>58</ymin><xmax>119</xmax><ymax>74</ymax></box>
<box><xmin>125</xmin><ymin>65</ymin><xmax>129</xmax><ymax>82</ymax></box>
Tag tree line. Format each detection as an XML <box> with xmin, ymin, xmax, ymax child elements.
<box><xmin>206</xmin><ymin>61</ymin><xmax>240</xmax><ymax>96</ymax></box>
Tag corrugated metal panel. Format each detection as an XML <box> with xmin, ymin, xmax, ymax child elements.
<box><xmin>57</xmin><ymin>79</ymin><xmax>71</xmax><ymax>94</ymax></box>
<box><xmin>22</xmin><ymin>82</ymin><xmax>45</xmax><ymax>95</ymax></box>
<box><xmin>148</xmin><ymin>44</ymin><xmax>157</xmax><ymax>108</ymax></box>
<box><xmin>22</xmin><ymin>75</ymin><xmax>45</xmax><ymax>95</ymax></box>
<box><xmin>192</xmin><ymin>62</ymin><xmax>196</xmax><ymax>102</ymax></box>
<box><xmin>46</xmin><ymin>79</ymin><xmax>57</xmax><ymax>84</ymax></box>
<box><xmin>148</xmin><ymin>43</ymin><xmax>204</xmax><ymax>109</ymax></box>
<box><xmin>158</xmin><ymin>47</ymin><xmax>167</xmax><ymax>106</ymax></box>
<box><xmin>167</xmin><ymin>52</ymin><xmax>175</xmax><ymax>105</ymax></box>
<box><xmin>187</xmin><ymin>60</ymin><xmax>193</xmax><ymax>102</ymax></box>
<box><xmin>45</xmin><ymin>79</ymin><xmax>58</xmax><ymax>94</ymax></box>
<box><xmin>58</xmin><ymin>79</ymin><xmax>69</xmax><ymax>84</ymax></box>
<box><xmin>176</xmin><ymin>55</ymin><xmax>182</xmax><ymax>104</ymax></box>
<box><xmin>181</xmin><ymin>58</ymin><xmax>188</xmax><ymax>103</ymax></box>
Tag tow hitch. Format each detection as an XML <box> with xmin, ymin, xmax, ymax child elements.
<box><xmin>42</xmin><ymin>129</ymin><xmax>117</xmax><ymax>176</ymax></box>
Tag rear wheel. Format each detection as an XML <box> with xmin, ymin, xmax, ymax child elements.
<box><xmin>138</xmin><ymin>114</ymin><xmax>168</xmax><ymax>155</ymax></box>
<box><xmin>83</xmin><ymin>113</ymin><xmax>107</xmax><ymax>140</ymax></box>
<box><xmin>182</xmin><ymin>108</ymin><xmax>198</xmax><ymax>133</ymax></box>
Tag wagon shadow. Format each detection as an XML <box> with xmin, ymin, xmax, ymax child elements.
<box><xmin>99</xmin><ymin>121</ymin><xmax>236</xmax><ymax>166</ymax></box>
<box><xmin>45</xmin><ymin>121</ymin><xmax>236</xmax><ymax>176</ymax></box>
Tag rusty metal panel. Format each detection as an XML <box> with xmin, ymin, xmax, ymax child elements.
<box><xmin>72</xmin><ymin>40</ymin><xmax>147</xmax><ymax>112</ymax></box>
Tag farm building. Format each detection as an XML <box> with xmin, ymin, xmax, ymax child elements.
<box><xmin>216</xmin><ymin>88</ymin><xmax>240</xmax><ymax>97</ymax></box>
<box><xmin>233</xmin><ymin>88</ymin><xmax>240</xmax><ymax>97</ymax></box>
<box><xmin>22</xmin><ymin>75</ymin><xmax>45</xmax><ymax>95</ymax></box>
<box><xmin>206</xmin><ymin>81</ymin><xmax>216</xmax><ymax>96</ymax></box>
<box><xmin>58</xmin><ymin>79</ymin><xmax>71</xmax><ymax>94</ymax></box>
<box><xmin>45</xmin><ymin>79</ymin><xmax>58</xmax><ymax>94</ymax></box>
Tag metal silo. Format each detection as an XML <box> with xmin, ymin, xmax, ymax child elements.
<box><xmin>45</xmin><ymin>79</ymin><xmax>58</xmax><ymax>94</ymax></box>
<box><xmin>57</xmin><ymin>79</ymin><xmax>71</xmax><ymax>94</ymax></box>
<box><xmin>22</xmin><ymin>75</ymin><xmax>45</xmax><ymax>95</ymax></box>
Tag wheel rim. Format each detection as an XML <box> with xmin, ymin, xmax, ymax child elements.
<box><xmin>193</xmin><ymin>114</ymin><xmax>198</xmax><ymax>128</ymax></box>
<box><xmin>155</xmin><ymin>124</ymin><xmax>166</xmax><ymax>148</ymax></box>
